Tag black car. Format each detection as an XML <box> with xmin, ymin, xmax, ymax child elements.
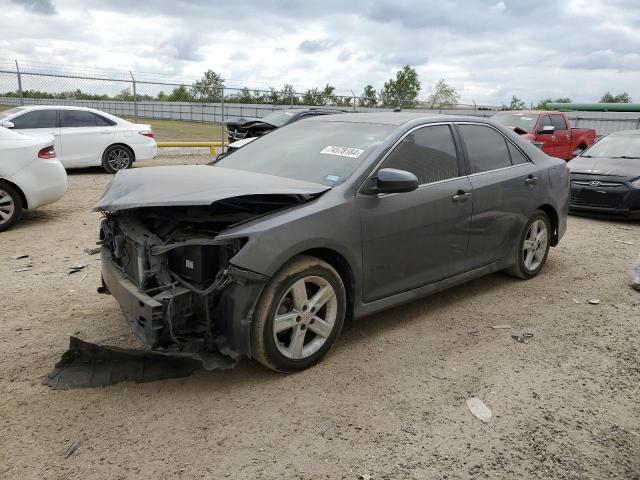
<box><xmin>226</xmin><ymin>108</ymin><xmax>345</xmax><ymax>143</ymax></box>
<box><xmin>568</xmin><ymin>130</ymin><xmax>640</xmax><ymax>219</ymax></box>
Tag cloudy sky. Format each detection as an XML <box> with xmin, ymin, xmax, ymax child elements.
<box><xmin>1</xmin><ymin>0</ymin><xmax>639</xmax><ymax>105</ymax></box>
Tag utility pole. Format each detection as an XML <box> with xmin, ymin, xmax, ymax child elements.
<box><xmin>129</xmin><ymin>71</ymin><xmax>137</xmax><ymax>122</ymax></box>
<box><xmin>15</xmin><ymin>60</ymin><xmax>23</xmax><ymax>106</ymax></box>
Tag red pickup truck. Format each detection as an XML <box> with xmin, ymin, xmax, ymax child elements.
<box><xmin>491</xmin><ymin>111</ymin><xmax>596</xmax><ymax>160</ymax></box>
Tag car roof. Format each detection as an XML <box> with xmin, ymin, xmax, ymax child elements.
<box><xmin>14</xmin><ymin>105</ymin><xmax>95</xmax><ymax>112</ymax></box>
<box><xmin>305</xmin><ymin>111</ymin><xmax>493</xmax><ymax>126</ymax></box>
<box><xmin>606</xmin><ymin>129</ymin><xmax>640</xmax><ymax>136</ymax></box>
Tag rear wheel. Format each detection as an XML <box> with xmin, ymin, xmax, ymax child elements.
<box><xmin>504</xmin><ymin>211</ymin><xmax>551</xmax><ymax>279</ymax></box>
<box><xmin>0</xmin><ymin>182</ymin><xmax>23</xmax><ymax>232</ymax></box>
<box><xmin>102</xmin><ymin>145</ymin><xmax>133</xmax><ymax>173</ymax></box>
<box><xmin>252</xmin><ymin>255</ymin><xmax>346</xmax><ymax>372</ymax></box>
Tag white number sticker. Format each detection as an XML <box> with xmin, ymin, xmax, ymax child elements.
<box><xmin>320</xmin><ymin>146</ymin><xmax>364</xmax><ymax>159</ymax></box>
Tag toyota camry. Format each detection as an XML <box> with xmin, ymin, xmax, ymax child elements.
<box><xmin>96</xmin><ymin>113</ymin><xmax>569</xmax><ymax>372</ymax></box>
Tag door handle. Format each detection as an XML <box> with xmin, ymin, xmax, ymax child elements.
<box><xmin>525</xmin><ymin>175</ymin><xmax>538</xmax><ymax>185</ymax></box>
<box><xmin>452</xmin><ymin>191</ymin><xmax>472</xmax><ymax>203</ymax></box>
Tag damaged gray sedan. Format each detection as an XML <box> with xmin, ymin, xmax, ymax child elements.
<box><xmin>96</xmin><ymin>113</ymin><xmax>569</xmax><ymax>372</ymax></box>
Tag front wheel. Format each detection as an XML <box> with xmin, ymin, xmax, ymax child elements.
<box><xmin>504</xmin><ymin>211</ymin><xmax>551</xmax><ymax>279</ymax></box>
<box><xmin>102</xmin><ymin>145</ymin><xmax>133</xmax><ymax>174</ymax></box>
<box><xmin>0</xmin><ymin>182</ymin><xmax>23</xmax><ymax>232</ymax></box>
<box><xmin>252</xmin><ymin>255</ymin><xmax>346</xmax><ymax>372</ymax></box>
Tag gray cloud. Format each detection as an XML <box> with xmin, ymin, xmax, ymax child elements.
<box><xmin>11</xmin><ymin>0</ymin><xmax>57</xmax><ymax>15</ymax></box>
<box><xmin>298</xmin><ymin>39</ymin><xmax>333</xmax><ymax>54</ymax></box>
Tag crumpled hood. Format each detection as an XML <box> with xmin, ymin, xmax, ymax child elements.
<box><xmin>94</xmin><ymin>165</ymin><xmax>330</xmax><ymax>212</ymax></box>
<box><xmin>568</xmin><ymin>156</ymin><xmax>640</xmax><ymax>178</ymax></box>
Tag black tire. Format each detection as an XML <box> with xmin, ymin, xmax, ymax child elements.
<box><xmin>102</xmin><ymin>145</ymin><xmax>133</xmax><ymax>174</ymax></box>
<box><xmin>504</xmin><ymin>210</ymin><xmax>552</xmax><ymax>279</ymax></box>
<box><xmin>0</xmin><ymin>182</ymin><xmax>24</xmax><ymax>232</ymax></box>
<box><xmin>252</xmin><ymin>255</ymin><xmax>346</xmax><ymax>372</ymax></box>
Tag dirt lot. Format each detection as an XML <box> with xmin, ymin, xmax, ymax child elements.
<box><xmin>1</xmin><ymin>152</ymin><xmax>639</xmax><ymax>480</ymax></box>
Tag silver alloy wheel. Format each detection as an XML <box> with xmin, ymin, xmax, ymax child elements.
<box><xmin>273</xmin><ymin>275</ymin><xmax>338</xmax><ymax>360</ymax></box>
<box><xmin>523</xmin><ymin>219</ymin><xmax>548</xmax><ymax>271</ymax></box>
<box><xmin>107</xmin><ymin>148</ymin><xmax>131</xmax><ymax>171</ymax></box>
<box><xmin>0</xmin><ymin>187</ymin><xmax>15</xmax><ymax>225</ymax></box>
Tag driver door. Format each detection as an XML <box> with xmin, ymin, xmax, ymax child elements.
<box><xmin>356</xmin><ymin>124</ymin><xmax>473</xmax><ymax>302</ymax></box>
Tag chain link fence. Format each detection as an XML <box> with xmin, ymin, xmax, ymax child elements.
<box><xmin>2</xmin><ymin>60</ymin><xmax>639</xmax><ymax>136</ymax></box>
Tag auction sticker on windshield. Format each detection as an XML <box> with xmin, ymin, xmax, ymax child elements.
<box><xmin>320</xmin><ymin>146</ymin><xmax>365</xmax><ymax>158</ymax></box>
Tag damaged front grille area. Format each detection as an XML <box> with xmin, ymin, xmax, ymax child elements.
<box><xmin>99</xmin><ymin>207</ymin><xmax>253</xmax><ymax>367</ymax></box>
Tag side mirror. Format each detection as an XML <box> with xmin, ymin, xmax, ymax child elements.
<box><xmin>538</xmin><ymin>125</ymin><xmax>555</xmax><ymax>135</ymax></box>
<box><xmin>1</xmin><ymin>121</ymin><xmax>14</xmax><ymax>129</ymax></box>
<box><xmin>570</xmin><ymin>148</ymin><xmax>584</xmax><ymax>158</ymax></box>
<box><xmin>364</xmin><ymin>168</ymin><xmax>419</xmax><ymax>194</ymax></box>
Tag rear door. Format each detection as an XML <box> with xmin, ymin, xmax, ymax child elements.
<box><xmin>59</xmin><ymin>110</ymin><xmax>115</xmax><ymax>166</ymax></box>
<box><xmin>550</xmin><ymin>114</ymin><xmax>571</xmax><ymax>159</ymax></box>
<box><xmin>457</xmin><ymin>123</ymin><xmax>544</xmax><ymax>270</ymax></box>
<box><xmin>358</xmin><ymin>123</ymin><xmax>473</xmax><ymax>302</ymax></box>
<box><xmin>10</xmin><ymin>109</ymin><xmax>61</xmax><ymax>156</ymax></box>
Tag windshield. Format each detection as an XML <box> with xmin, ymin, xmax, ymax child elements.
<box><xmin>215</xmin><ymin>120</ymin><xmax>395</xmax><ymax>186</ymax></box>
<box><xmin>0</xmin><ymin>107</ymin><xmax>26</xmax><ymax>119</ymax></box>
<box><xmin>581</xmin><ymin>134</ymin><xmax>640</xmax><ymax>159</ymax></box>
<box><xmin>492</xmin><ymin>113</ymin><xmax>538</xmax><ymax>131</ymax></box>
<box><xmin>260</xmin><ymin>110</ymin><xmax>296</xmax><ymax>127</ymax></box>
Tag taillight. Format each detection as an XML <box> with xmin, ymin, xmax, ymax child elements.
<box><xmin>139</xmin><ymin>130</ymin><xmax>155</xmax><ymax>139</ymax></box>
<box><xmin>38</xmin><ymin>145</ymin><xmax>56</xmax><ymax>159</ymax></box>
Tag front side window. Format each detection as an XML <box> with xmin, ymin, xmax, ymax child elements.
<box><xmin>11</xmin><ymin>109</ymin><xmax>57</xmax><ymax>129</ymax></box>
<box><xmin>380</xmin><ymin>124</ymin><xmax>459</xmax><ymax>184</ymax></box>
<box><xmin>61</xmin><ymin>110</ymin><xmax>100</xmax><ymax>127</ymax></box>
<box><xmin>539</xmin><ymin>115</ymin><xmax>553</xmax><ymax>131</ymax></box>
<box><xmin>551</xmin><ymin>115</ymin><xmax>567</xmax><ymax>131</ymax></box>
<box><xmin>458</xmin><ymin>124</ymin><xmax>511</xmax><ymax>173</ymax></box>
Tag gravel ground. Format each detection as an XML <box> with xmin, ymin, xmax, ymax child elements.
<box><xmin>1</xmin><ymin>152</ymin><xmax>639</xmax><ymax>480</ymax></box>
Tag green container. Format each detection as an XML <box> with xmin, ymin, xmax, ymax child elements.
<box><xmin>547</xmin><ymin>103</ymin><xmax>640</xmax><ymax>112</ymax></box>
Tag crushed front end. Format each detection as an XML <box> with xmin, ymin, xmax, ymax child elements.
<box><xmin>98</xmin><ymin>205</ymin><xmax>270</xmax><ymax>369</ymax></box>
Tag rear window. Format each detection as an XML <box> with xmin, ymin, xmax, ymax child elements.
<box><xmin>492</xmin><ymin>113</ymin><xmax>537</xmax><ymax>131</ymax></box>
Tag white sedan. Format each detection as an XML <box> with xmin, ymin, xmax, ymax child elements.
<box><xmin>0</xmin><ymin>106</ymin><xmax>157</xmax><ymax>173</ymax></box>
<box><xmin>0</xmin><ymin>126</ymin><xmax>67</xmax><ymax>231</ymax></box>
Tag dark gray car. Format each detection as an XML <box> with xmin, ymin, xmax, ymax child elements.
<box><xmin>96</xmin><ymin>113</ymin><xmax>569</xmax><ymax>372</ymax></box>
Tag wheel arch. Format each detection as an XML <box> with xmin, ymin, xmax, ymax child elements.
<box><xmin>536</xmin><ymin>204</ymin><xmax>559</xmax><ymax>246</ymax></box>
<box><xmin>298</xmin><ymin>247</ymin><xmax>356</xmax><ymax>321</ymax></box>
<box><xmin>0</xmin><ymin>178</ymin><xmax>28</xmax><ymax>209</ymax></box>
<box><xmin>103</xmin><ymin>143</ymin><xmax>136</xmax><ymax>163</ymax></box>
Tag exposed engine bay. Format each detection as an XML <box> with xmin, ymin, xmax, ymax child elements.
<box><xmin>97</xmin><ymin>194</ymin><xmax>315</xmax><ymax>369</ymax></box>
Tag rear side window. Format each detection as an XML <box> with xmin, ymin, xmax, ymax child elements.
<box><xmin>458</xmin><ymin>124</ymin><xmax>511</xmax><ymax>173</ymax></box>
<box><xmin>381</xmin><ymin>124</ymin><xmax>459</xmax><ymax>184</ymax></box>
<box><xmin>551</xmin><ymin>115</ymin><xmax>567</xmax><ymax>130</ymax></box>
<box><xmin>539</xmin><ymin>115</ymin><xmax>553</xmax><ymax>130</ymax></box>
<box><xmin>11</xmin><ymin>109</ymin><xmax>57</xmax><ymax>129</ymax></box>
<box><xmin>95</xmin><ymin>114</ymin><xmax>115</xmax><ymax>126</ymax></box>
<box><xmin>507</xmin><ymin>142</ymin><xmax>530</xmax><ymax>165</ymax></box>
<box><xmin>61</xmin><ymin>110</ymin><xmax>102</xmax><ymax>127</ymax></box>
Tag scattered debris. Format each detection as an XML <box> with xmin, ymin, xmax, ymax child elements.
<box><xmin>64</xmin><ymin>439</ymin><xmax>82</xmax><ymax>458</ymax></box>
<box><xmin>466</xmin><ymin>397</ymin><xmax>492</xmax><ymax>423</ymax></box>
<box><xmin>359</xmin><ymin>475</ymin><xmax>372</xmax><ymax>480</ymax></box>
<box><xmin>572</xmin><ymin>298</ymin><xmax>581</xmax><ymax>304</ymax></box>
<box><xmin>11</xmin><ymin>254</ymin><xmax>29</xmax><ymax>260</ymax></box>
<box><xmin>619</xmin><ymin>226</ymin><xmax>632</xmax><ymax>230</ymax></box>
<box><xmin>67</xmin><ymin>263</ymin><xmax>87</xmax><ymax>274</ymax></box>
<box><xmin>14</xmin><ymin>267</ymin><xmax>32</xmax><ymax>273</ymax></box>
<box><xmin>632</xmin><ymin>258</ymin><xmax>640</xmax><ymax>292</ymax></box>
<box><xmin>588</xmin><ymin>299</ymin><xmax>601</xmax><ymax>305</ymax></box>
<box><xmin>84</xmin><ymin>247</ymin><xmax>101</xmax><ymax>255</ymax></box>
<box><xmin>46</xmin><ymin>337</ymin><xmax>235</xmax><ymax>389</ymax></box>
<box><xmin>511</xmin><ymin>333</ymin><xmax>534</xmax><ymax>344</ymax></box>
<box><xmin>614</xmin><ymin>240</ymin><xmax>634</xmax><ymax>245</ymax></box>
<box><xmin>491</xmin><ymin>324</ymin><xmax>512</xmax><ymax>330</ymax></box>
<box><xmin>468</xmin><ymin>329</ymin><xmax>481</xmax><ymax>336</ymax></box>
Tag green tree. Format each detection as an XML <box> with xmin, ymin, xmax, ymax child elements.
<box><xmin>190</xmin><ymin>69</ymin><xmax>224</xmax><ymax>102</ymax></box>
<box><xmin>359</xmin><ymin>84</ymin><xmax>378</xmax><ymax>107</ymax></box>
<box><xmin>114</xmin><ymin>88</ymin><xmax>134</xmax><ymax>101</ymax></box>
<box><xmin>167</xmin><ymin>85</ymin><xmax>192</xmax><ymax>102</ymax></box>
<box><xmin>534</xmin><ymin>97</ymin><xmax>572</xmax><ymax>109</ymax></box>
<box><xmin>302</xmin><ymin>87</ymin><xmax>324</xmax><ymax>106</ymax></box>
<box><xmin>427</xmin><ymin>78</ymin><xmax>460</xmax><ymax>108</ymax></box>
<box><xmin>599</xmin><ymin>91</ymin><xmax>631</xmax><ymax>103</ymax></box>
<box><xmin>381</xmin><ymin>65</ymin><xmax>421</xmax><ymax>108</ymax></box>
<box><xmin>508</xmin><ymin>95</ymin><xmax>525</xmax><ymax>110</ymax></box>
<box><xmin>279</xmin><ymin>84</ymin><xmax>297</xmax><ymax>105</ymax></box>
